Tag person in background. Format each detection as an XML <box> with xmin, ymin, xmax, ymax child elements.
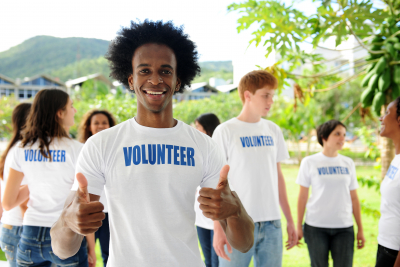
<box><xmin>194</xmin><ymin>113</ymin><xmax>221</xmax><ymax>267</ymax></box>
<box><xmin>0</xmin><ymin>103</ymin><xmax>31</xmax><ymax>266</ymax></box>
<box><xmin>297</xmin><ymin>119</ymin><xmax>364</xmax><ymax>267</ymax></box>
<box><xmin>212</xmin><ymin>70</ymin><xmax>297</xmax><ymax>267</ymax></box>
<box><xmin>376</xmin><ymin>97</ymin><xmax>400</xmax><ymax>267</ymax></box>
<box><xmin>78</xmin><ymin>109</ymin><xmax>116</xmax><ymax>267</ymax></box>
<box><xmin>2</xmin><ymin>89</ymin><xmax>90</xmax><ymax>267</ymax></box>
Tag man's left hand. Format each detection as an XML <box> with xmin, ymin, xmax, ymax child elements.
<box><xmin>198</xmin><ymin>165</ymin><xmax>240</xmax><ymax>221</ymax></box>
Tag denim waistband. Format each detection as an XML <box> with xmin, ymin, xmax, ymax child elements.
<box><xmin>2</xmin><ymin>224</ymin><xmax>23</xmax><ymax>236</ymax></box>
<box><xmin>21</xmin><ymin>226</ymin><xmax>52</xmax><ymax>242</ymax></box>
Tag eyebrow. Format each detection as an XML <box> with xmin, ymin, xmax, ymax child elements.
<box><xmin>136</xmin><ymin>64</ymin><xmax>174</xmax><ymax>70</ymax></box>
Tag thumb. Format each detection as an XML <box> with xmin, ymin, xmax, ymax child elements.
<box><xmin>226</xmin><ymin>241</ymin><xmax>232</xmax><ymax>254</ymax></box>
<box><xmin>76</xmin><ymin>172</ymin><xmax>90</xmax><ymax>203</ymax></box>
<box><xmin>217</xmin><ymin>165</ymin><xmax>230</xmax><ymax>190</ymax></box>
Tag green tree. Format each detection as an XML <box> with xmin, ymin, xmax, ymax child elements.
<box><xmin>229</xmin><ymin>0</ymin><xmax>400</xmax><ymax>178</ymax></box>
<box><xmin>0</xmin><ymin>96</ymin><xmax>19</xmax><ymax>139</ymax></box>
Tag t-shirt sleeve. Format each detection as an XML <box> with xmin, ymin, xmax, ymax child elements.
<box><xmin>349</xmin><ymin>160</ymin><xmax>359</xmax><ymax>190</ymax></box>
<box><xmin>296</xmin><ymin>158</ymin><xmax>311</xmax><ymax>187</ymax></box>
<box><xmin>275</xmin><ymin>126</ymin><xmax>290</xmax><ymax>163</ymax></box>
<box><xmin>71</xmin><ymin>139</ymin><xmax>105</xmax><ymax>196</ymax></box>
<box><xmin>212</xmin><ymin>126</ymin><xmax>234</xmax><ymax>190</ymax></box>
<box><xmin>9</xmin><ymin>146</ymin><xmax>22</xmax><ymax>173</ymax></box>
<box><xmin>200</xmin><ymin>139</ymin><xmax>226</xmax><ymax>189</ymax></box>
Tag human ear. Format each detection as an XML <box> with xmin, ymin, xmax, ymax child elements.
<box><xmin>128</xmin><ymin>75</ymin><xmax>134</xmax><ymax>91</ymax></box>
<box><xmin>244</xmin><ymin>91</ymin><xmax>251</xmax><ymax>102</ymax></box>
<box><xmin>175</xmin><ymin>78</ymin><xmax>181</xmax><ymax>91</ymax></box>
<box><xmin>57</xmin><ymin>109</ymin><xmax>65</xmax><ymax>121</ymax></box>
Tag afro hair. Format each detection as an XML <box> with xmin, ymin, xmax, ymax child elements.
<box><xmin>105</xmin><ymin>20</ymin><xmax>200</xmax><ymax>94</ymax></box>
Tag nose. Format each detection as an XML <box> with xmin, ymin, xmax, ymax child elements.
<box><xmin>147</xmin><ymin>74</ymin><xmax>163</xmax><ymax>85</ymax></box>
<box><xmin>379</xmin><ymin>116</ymin><xmax>383</xmax><ymax>121</ymax></box>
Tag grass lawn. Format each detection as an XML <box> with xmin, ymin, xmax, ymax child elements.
<box><xmin>93</xmin><ymin>164</ymin><xmax>383</xmax><ymax>267</ymax></box>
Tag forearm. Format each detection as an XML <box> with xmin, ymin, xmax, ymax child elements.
<box><xmin>86</xmin><ymin>233</ymin><xmax>96</xmax><ymax>253</ymax></box>
<box><xmin>352</xmin><ymin>198</ymin><xmax>363</xmax><ymax>232</ymax></box>
<box><xmin>3</xmin><ymin>185</ymin><xmax>29</xmax><ymax>211</ymax></box>
<box><xmin>278</xmin><ymin>177</ymin><xmax>294</xmax><ymax>224</ymax></box>
<box><xmin>221</xmin><ymin>197</ymin><xmax>254</xmax><ymax>253</ymax></box>
<box><xmin>297</xmin><ymin>197</ymin><xmax>307</xmax><ymax>228</ymax></box>
<box><xmin>50</xmin><ymin>215</ymin><xmax>84</xmax><ymax>259</ymax></box>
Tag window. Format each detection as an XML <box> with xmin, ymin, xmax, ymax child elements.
<box><xmin>27</xmin><ymin>90</ymin><xmax>33</xmax><ymax>98</ymax></box>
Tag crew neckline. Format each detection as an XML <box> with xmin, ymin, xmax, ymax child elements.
<box><xmin>129</xmin><ymin>117</ymin><xmax>183</xmax><ymax>135</ymax></box>
<box><xmin>233</xmin><ymin>117</ymin><xmax>263</xmax><ymax>125</ymax></box>
<box><xmin>319</xmin><ymin>152</ymin><xmax>340</xmax><ymax>160</ymax></box>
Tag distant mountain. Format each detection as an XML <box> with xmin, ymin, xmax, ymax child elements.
<box><xmin>0</xmin><ymin>36</ymin><xmax>232</xmax><ymax>83</ymax></box>
<box><xmin>0</xmin><ymin>36</ymin><xmax>109</xmax><ymax>79</ymax></box>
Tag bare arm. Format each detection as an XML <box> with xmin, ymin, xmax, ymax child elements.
<box><xmin>19</xmin><ymin>198</ymin><xmax>29</xmax><ymax>218</ymax></box>
<box><xmin>297</xmin><ymin>186</ymin><xmax>309</xmax><ymax>241</ymax></box>
<box><xmin>86</xmin><ymin>233</ymin><xmax>97</xmax><ymax>267</ymax></box>
<box><xmin>277</xmin><ymin>162</ymin><xmax>298</xmax><ymax>249</ymax></box>
<box><xmin>394</xmin><ymin>254</ymin><xmax>400</xmax><ymax>267</ymax></box>
<box><xmin>350</xmin><ymin>189</ymin><xmax>365</xmax><ymax>249</ymax></box>
<box><xmin>3</xmin><ymin>168</ymin><xmax>29</xmax><ymax>211</ymax></box>
<box><xmin>199</xmin><ymin>165</ymin><xmax>254</xmax><ymax>255</ymax></box>
<box><xmin>50</xmin><ymin>174</ymin><xmax>104</xmax><ymax>259</ymax></box>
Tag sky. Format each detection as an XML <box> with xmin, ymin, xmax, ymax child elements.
<box><xmin>1</xmin><ymin>0</ymin><xmax>318</xmax><ymax>62</ymax></box>
<box><xmin>0</xmin><ymin>0</ymin><xmax>257</xmax><ymax>61</ymax></box>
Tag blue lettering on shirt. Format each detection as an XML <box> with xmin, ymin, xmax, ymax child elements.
<box><xmin>240</xmin><ymin>136</ymin><xmax>274</xmax><ymax>148</ymax></box>
<box><xmin>317</xmin><ymin>166</ymin><xmax>350</xmax><ymax>175</ymax></box>
<box><xmin>386</xmin><ymin>165</ymin><xmax>399</xmax><ymax>180</ymax></box>
<box><xmin>24</xmin><ymin>149</ymin><xmax>66</xmax><ymax>162</ymax></box>
<box><xmin>123</xmin><ymin>144</ymin><xmax>195</xmax><ymax>167</ymax></box>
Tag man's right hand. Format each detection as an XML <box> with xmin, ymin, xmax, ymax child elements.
<box><xmin>213</xmin><ymin>221</ymin><xmax>232</xmax><ymax>261</ymax></box>
<box><xmin>63</xmin><ymin>173</ymin><xmax>105</xmax><ymax>235</ymax></box>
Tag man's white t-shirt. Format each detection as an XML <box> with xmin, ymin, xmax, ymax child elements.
<box><xmin>10</xmin><ymin>138</ymin><xmax>83</xmax><ymax>227</ymax></box>
<box><xmin>1</xmin><ymin>146</ymin><xmax>25</xmax><ymax>226</ymax></box>
<box><xmin>378</xmin><ymin>154</ymin><xmax>400</xmax><ymax>251</ymax></box>
<box><xmin>195</xmin><ymin>186</ymin><xmax>214</xmax><ymax>230</ymax></box>
<box><xmin>296</xmin><ymin>152</ymin><xmax>359</xmax><ymax>228</ymax></box>
<box><xmin>73</xmin><ymin>118</ymin><xmax>225</xmax><ymax>267</ymax></box>
<box><xmin>212</xmin><ymin>118</ymin><xmax>289</xmax><ymax>223</ymax></box>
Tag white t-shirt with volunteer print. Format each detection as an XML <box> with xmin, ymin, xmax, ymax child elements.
<box><xmin>1</xmin><ymin>146</ymin><xmax>25</xmax><ymax>226</ymax></box>
<box><xmin>10</xmin><ymin>138</ymin><xmax>83</xmax><ymax>227</ymax></box>
<box><xmin>378</xmin><ymin>154</ymin><xmax>400</xmax><ymax>251</ymax></box>
<box><xmin>296</xmin><ymin>152</ymin><xmax>359</xmax><ymax>228</ymax></box>
<box><xmin>212</xmin><ymin>118</ymin><xmax>290</xmax><ymax>223</ymax></box>
<box><xmin>195</xmin><ymin>186</ymin><xmax>214</xmax><ymax>230</ymax></box>
<box><xmin>72</xmin><ymin>118</ymin><xmax>225</xmax><ymax>267</ymax></box>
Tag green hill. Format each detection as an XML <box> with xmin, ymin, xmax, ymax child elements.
<box><xmin>0</xmin><ymin>36</ymin><xmax>232</xmax><ymax>83</ymax></box>
<box><xmin>0</xmin><ymin>36</ymin><xmax>109</xmax><ymax>79</ymax></box>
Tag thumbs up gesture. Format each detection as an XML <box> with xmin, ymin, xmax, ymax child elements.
<box><xmin>198</xmin><ymin>165</ymin><xmax>241</xmax><ymax>221</ymax></box>
<box><xmin>63</xmin><ymin>173</ymin><xmax>105</xmax><ymax>235</ymax></box>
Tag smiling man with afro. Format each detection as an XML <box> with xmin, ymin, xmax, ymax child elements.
<box><xmin>51</xmin><ymin>20</ymin><xmax>254</xmax><ymax>267</ymax></box>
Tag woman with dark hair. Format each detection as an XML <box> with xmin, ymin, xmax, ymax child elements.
<box><xmin>194</xmin><ymin>113</ymin><xmax>221</xmax><ymax>267</ymax></box>
<box><xmin>2</xmin><ymin>89</ymin><xmax>89</xmax><ymax>267</ymax></box>
<box><xmin>296</xmin><ymin>119</ymin><xmax>364</xmax><ymax>267</ymax></box>
<box><xmin>376</xmin><ymin>97</ymin><xmax>400</xmax><ymax>267</ymax></box>
<box><xmin>0</xmin><ymin>103</ymin><xmax>31</xmax><ymax>266</ymax></box>
<box><xmin>78</xmin><ymin>109</ymin><xmax>116</xmax><ymax>267</ymax></box>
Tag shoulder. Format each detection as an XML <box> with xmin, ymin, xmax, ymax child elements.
<box><xmin>213</xmin><ymin>118</ymin><xmax>237</xmax><ymax>134</ymax></box>
<box><xmin>338</xmin><ymin>154</ymin><xmax>355</xmax><ymax>166</ymax></box>
<box><xmin>87</xmin><ymin>120</ymin><xmax>130</xmax><ymax>144</ymax></box>
<box><xmin>300</xmin><ymin>153</ymin><xmax>321</xmax><ymax>165</ymax></box>
<box><xmin>262</xmin><ymin>119</ymin><xmax>282</xmax><ymax>132</ymax></box>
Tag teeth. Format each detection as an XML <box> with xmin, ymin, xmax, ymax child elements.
<box><xmin>146</xmin><ymin>91</ymin><xmax>164</xmax><ymax>95</ymax></box>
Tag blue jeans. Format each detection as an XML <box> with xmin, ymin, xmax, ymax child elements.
<box><xmin>219</xmin><ymin>220</ymin><xmax>283</xmax><ymax>267</ymax></box>
<box><xmin>95</xmin><ymin>213</ymin><xmax>110</xmax><ymax>267</ymax></box>
<box><xmin>197</xmin><ymin>226</ymin><xmax>219</xmax><ymax>267</ymax></box>
<box><xmin>303</xmin><ymin>223</ymin><xmax>354</xmax><ymax>267</ymax></box>
<box><xmin>16</xmin><ymin>226</ymin><xmax>88</xmax><ymax>267</ymax></box>
<box><xmin>0</xmin><ymin>224</ymin><xmax>23</xmax><ymax>267</ymax></box>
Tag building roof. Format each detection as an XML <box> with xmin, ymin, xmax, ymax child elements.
<box><xmin>0</xmin><ymin>73</ymin><xmax>16</xmax><ymax>85</ymax></box>
<box><xmin>65</xmin><ymin>73</ymin><xmax>113</xmax><ymax>88</ymax></box>
<box><xmin>20</xmin><ymin>74</ymin><xmax>65</xmax><ymax>87</ymax></box>
<box><xmin>216</xmin><ymin>84</ymin><xmax>238</xmax><ymax>93</ymax></box>
<box><xmin>184</xmin><ymin>82</ymin><xmax>218</xmax><ymax>93</ymax></box>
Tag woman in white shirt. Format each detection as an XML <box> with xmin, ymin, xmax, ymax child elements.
<box><xmin>194</xmin><ymin>113</ymin><xmax>221</xmax><ymax>267</ymax></box>
<box><xmin>2</xmin><ymin>89</ymin><xmax>89</xmax><ymax>267</ymax></box>
<box><xmin>376</xmin><ymin>97</ymin><xmax>400</xmax><ymax>267</ymax></box>
<box><xmin>78</xmin><ymin>109</ymin><xmax>116</xmax><ymax>267</ymax></box>
<box><xmin>0</xmin><ymin>103</ymin><xmax>31</xmax><ymax>267</ymax></box>
<box><xmin>296</xmin><ymin>120</ymin><xmax>364</xmax><ymax>267</ymax></box>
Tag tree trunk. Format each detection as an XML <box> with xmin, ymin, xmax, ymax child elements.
<box><xmin>306</xmin><ymin>131</ymin><xmax>312</xmax><ymax>157</ymax></box>
<box><xmin>380</xmin><ymin>104</ymin><xmax>395</xmax><ymax>180</ymax></box>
